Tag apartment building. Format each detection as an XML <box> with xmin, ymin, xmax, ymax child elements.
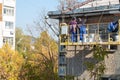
<box><xmin>0</xmin><ymin>0</ymin><xmax>16</xmax><ymax>49</ymax></box>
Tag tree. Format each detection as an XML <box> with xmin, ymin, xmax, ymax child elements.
<box><xmin>18</xmin><ymin>31</ymin><xmax>59</xmax><ymax>80</ymax></box>
<box><xmin>15</xmin><ymin>27</ymin><xmax>32</xmax><ymax>53</ymax></box>
<box><xmin>27</xmin><ymin>9</ymin><xmax>59</xmax><ymax>40</ymax></box>
<box><xmin>34</xmin><ymin>31</ymin><xmax>58</xmax><ymax>80</ymax></box>
<box><xmin>16</xmin><ymin>8</ymin><xmax>59</xmax><ymax>80</ymax></box>
<box><xmin>0</xmin><ymin>44</ymin><xmax>24</xmax><ymax>80</ymax></box>
<box><xmin>15</xmin><ymin>27</ymin><xmax>24</xmax><ymax>51</ymax></box>
<box><xmin>57</xmin><ymin>0</ymin><xmax>78</xmax><ymax>12</ymax></box>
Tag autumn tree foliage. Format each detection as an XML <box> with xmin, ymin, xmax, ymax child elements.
<box><xmin>15</xmin><ymin>7</ymin><xmax>59</xmax><ymax>79</ymax></box>
<box><xmin>0</xmin><ymin>44</ymin><xmax>24</xmax><ymax>80</ymax></box>
<box><xmin>34</xmin><ymin>31</ymin><xmax>58</xmax><ymax>73</ymax></box>
<box><xmin>18</xmin><ymin>31</ymin><xmax>59</xmax><ymax>80</ymax></box>
<box><xmin>15</xmin><ymin>27</ymin><xmax>32</xmax><ymax>53</ymax></box>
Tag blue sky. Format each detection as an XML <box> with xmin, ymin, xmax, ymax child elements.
<box><xmin>16</xmin><ymin>0</ymin><xmax>58</xmax><ymax>32</ymax></box>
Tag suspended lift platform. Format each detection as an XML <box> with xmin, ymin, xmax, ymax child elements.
<box><xmin>48</xmin><ymin>2</ymin><xmax>120</xmax><ymax>47</ymax></box>
<box><xmin>60</xmin><ymin>20</ymin><xmax>120</xmax><ymax>46</ymax></box>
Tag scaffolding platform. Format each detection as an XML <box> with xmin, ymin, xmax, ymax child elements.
<box><xmin>60</xmin><ymin>41</ymin><xmax>120</xmax><ymax>46</ymax></box>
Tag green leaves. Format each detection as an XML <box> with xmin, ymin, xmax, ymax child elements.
<box><xmin>15</xmin><ymin>27</ymin><xmax>32</xmax><ymax>53</ymax></box>
<box><xmin>84</xmin><ymin>62</ymin><xmax>95</xmax><ymax>71</ymax></box>
<box><xmin>85</xmin><ymin>45</ymin><xmax>108</xmax><ymax>80</ymax></box>
<box><xmin>93</xmin><ymin>45</ymin><xmax>107</xmax><ymax>61</ymax></box>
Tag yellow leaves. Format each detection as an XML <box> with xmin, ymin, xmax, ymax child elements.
<box><xmin>27</xmin><ymin>53</ymin><xmax>42</xmax><ymax>66</ymax></box>
<box><xmin>14</xmin><ymin>31</ymin><xmax>59</xmax><ymax>79</ymax></box>
<box><xmin>0</xmin><ymin>44</ymin><xmax>24</xmax><ymax>80</ymax></box>
<box><xmin>34</xmin><ymin>31</ymin><xmax>58</xmax><ymax>62</ymax></box>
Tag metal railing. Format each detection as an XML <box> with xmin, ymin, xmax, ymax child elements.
<box><xmin>60</xmin><ymin>32</ymin><xmax>119</xmax><ymax>45</ymax></box>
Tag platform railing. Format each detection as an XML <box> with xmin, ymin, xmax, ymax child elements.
<box><xmin>60</xmin><ymin>32</ymin><xmax>119</xmax><ymax>45</ymax></box>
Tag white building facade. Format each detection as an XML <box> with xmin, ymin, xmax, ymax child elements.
<box><xmin>0</xmin><ymin>0</ymin><xmax>16</xmax><ymax>49</ymax></box>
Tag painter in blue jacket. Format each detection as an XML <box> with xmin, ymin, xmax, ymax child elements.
<box><xmin>108</xmin><ymin>20</ymin><xmax>118</xmax><ymax>32</ymax></box>
<box><xmin>108</xmin><ymin>20</ymin><xmax>118</xmax><ymax>41</ymax></box>
<box><xmin>79</xmin><ymin>25</ymin><xmax>87</xmax><ymax>42</ymax></box>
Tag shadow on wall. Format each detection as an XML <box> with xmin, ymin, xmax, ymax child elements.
<box><xmin>66</xmin><ymin>46</ymin><xmax>99</xmax><ymax>79</ymax></box>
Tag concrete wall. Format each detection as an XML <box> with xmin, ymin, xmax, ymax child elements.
<box><xmin>66</xmin><ymin>46</ymin><xmax>93</xmax><ymax>80</ymax></box>
<box><xmin>114</xmin><ymin>46</ymin><xmax>120</xmax><ymax>74</ymax></box>
<box><xmin>65</xmin><ymin>45</ymin><xmax>120</xmax><ymax>80</ymax></box>
<box><xmin>4</xmin><ymin>0</ymin><xmax>16</xmax><ymax>7</ymax></box>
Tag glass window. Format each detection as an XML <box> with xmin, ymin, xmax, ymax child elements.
<box><xmin>58</xmin><ymin>66</ymin><xmax>66</xmax><ymax>76</ymax></box>
<box><xmin>88</xmin><ymin>24</ymin><xmax>98</xmax><ymax>33</ymax></box>
<box><xmin>4</xmin><ymin>8</ymin><xmax>6</xmax><ymax>14</ymax></box>
<box><xmin>99</xmin><ymin>23</ymin><xmax>108</xmax><ymax>34</ymax></box>
<box><xmin>3</xmin><ymin>37</ymin><xmax>13</xmax><ymax>46</ymax></box>
<box><xmin>3</xmin><ymin>6</ymin><xmax>14</xmax><ymax>16</ymax></box>
<box><xmin>99</xmin><ymin>23</ymin><xmax>108</xmax><ymax>41</ymax></box>
<box><xmin>5</xmin><ymin>21</ymin><xmax>14</xmax><ymax>29</ymax></box>
<box><xmin>59</xmin><ymin>55</ymin><xmax>66</xmax><ymax>64</ymax></box>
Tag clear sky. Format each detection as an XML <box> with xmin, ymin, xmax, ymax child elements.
<box><xmin>16</xmin><ymin>0</ymin><xmax>58</xmax><ymax>32</ymax></box>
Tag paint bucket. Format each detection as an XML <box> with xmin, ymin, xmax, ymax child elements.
<box><xmin>83</xmin><ymin>34</ymin><xmax>89</xmax><ymax>42</ymax></box>
<box><xmin>89</xmin><ymin>34</ymin><xmax>95</xmax><ymax>42</ymax></box>
<box><xmin>115</xmin><ymin>35</ymin><xmax>119</xmax><ymax>41</ymax></box>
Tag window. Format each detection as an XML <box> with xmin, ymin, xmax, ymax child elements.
<box><xmin>4</xmin><ymin>6</ymin><xmax>14</xmax><ymax>16</ymax></box>
<box><xmin>60</xmin><ymin>45</ymin><xmax>66</xmax><ymax>52</ymax></box>
<box><xmin>3</xmin><ymin>37</ymin><xmax>13</xmax><ymax>46</ymax></box>
<box><xmin>4</xmin><ymin>8</ymin><xmax>6</xmax><ymax>14</ymax></box>
<box><xmin>89</xmin><ymin>24</ymin><xmax>98</xmax><ymax>33</ymax></box>
<box><xmin>5</xmin><ymin>21</ymin><xmax>14</xmax><ymax>29</ymax></box>
<box><xmin>99</xmin><ymin>23</ymin><xmax>108</xmax><ymax>42</ymax></box>
<box><xmin>59</xmin><ymin>55</ymin><xmax>66</xmax><ymax>65</ymax></box>
<box><xmin>99</xmin><ymin>23</ymin><xmax>108</xmax><ymax>34</ymax></box>
<box><xmin>58</xmin><ymin>66</ymin><xmax>66</xmax><ymax>76</ymax></box>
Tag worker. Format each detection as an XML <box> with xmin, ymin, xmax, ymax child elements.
<box><xmin>108</xmin><ymin>20</ymin><xmax>118</xmax><ymax>41</ymax></box>
<box><xmin>79</xmin><ymin>25</ymin><xmax>87</xmax><ymax>42</ymax></box>
<box><xmin>108</xmin><ymin>20</ymin><xmax>118</xmax><ymax>32</ymax></box>
<box><xmin>69</xmin><ymin>17</ymin><xmax>77</xmax><ymax>42</ymax></box>
<box><xmin>78</xmin><ymin>18</ymin><xmax>87</xmax><ymax>42</ymax></box>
